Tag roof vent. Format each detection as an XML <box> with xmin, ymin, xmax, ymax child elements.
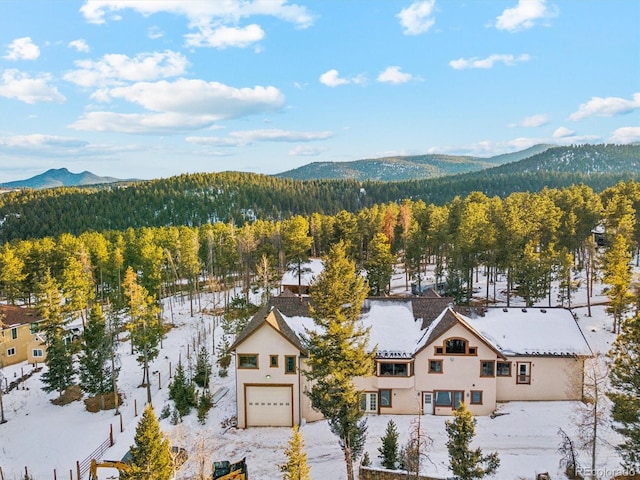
<box><xmin>502</xmin><ymin>308</ymin><xmax>508</xmax><ymax>313</ymax></box>
<box><xmin>541</xmin><ymin>309</ymin><xmax>547</xmax><ymax>313</ymax></box>
<box><xmin>521</xmin><ymin>308</ymin><xmax>527</xmax><ymax>313</ymax></box>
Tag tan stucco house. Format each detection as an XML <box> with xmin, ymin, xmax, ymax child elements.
<box><xmin>0</xmin><ymin>305</ymin><xmax>46</xmax><ymax>367</ymax></box>
<box><xmin>231</xmin><ymin>297</ymin><xmax>592</xmax><ymax>428</ymax></box>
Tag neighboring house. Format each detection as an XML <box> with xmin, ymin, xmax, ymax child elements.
<box><xmin>0</xmin><ymin>305</ymin><xmax>46</xmax><ymax>367</ymax></box>
<box><xmin>280</xmin><ymin>258</ymin><xmax>324</xmax><ymax>296</ymax></box>
<box><xmin>231</xmin><ymin>297</ymin><xmax>592</xmax><ymax>428</ymax></box>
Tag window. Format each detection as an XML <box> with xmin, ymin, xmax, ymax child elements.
<box><xmin>446</xmin><ymin>338</ymin><xmax>466</xmax><ymax>354</ymax></box>
<box><xmin>379</xmin><ymin>362</ymin><xmax>408</xmax><ymax>376</ymax></box>
<box><xmin>435</xmin><ymin>346</ymin><xmax>443</xmax><ymax>354</ymax></box>
<box><xmin>429</xmin><ymin>359</ymin><xmax>443</xmax><ymax>373</ymax></box>
<box><xmin>32</xmin><ymin>349</ymin><xmax>44</xmax><ymax>358</ymax></box>
<box><xmin>470</xmin><ymin>391</ymin><xmax>483</xmax><ymax>405</ymax></box>
<box><xmin>30</xmin><ymin>323</ymin><xmax>39</xmax><ymax>334</ymax></box>
<box><xmin>468</xmin><ymin>347</ymin><xmax>477</xmax><ymax>355</ymax></box>
<box><xmin>435</xmin><ymin>390</ymin><xmax>463</xmax><ymax>408</ymax></box>
<box><xmin>11</xmin><ymin>328</ymin><xmax>18</xmax><ymax>340</ymax></box>
<box><xmin>285</xmin><ymin>355</ymin><xmax>296</xmax><ymax>374</ymax></box>
<box><xmin>269</xmin><ymin>355</ymin><xmax>278</xmax><ymax>367</ymax></box>
<box><xmin>379</xmin><ymin>389</ymin><xmax>392</xmax><ymax>408</ymax></box>
<box><xmin>517</xmin><ymin>362</ymin><xmax>531</xmax><ymax>384</ymax></box>
<box><xmin>238</xmin><ymin>354</ymin><xmax>258</xmax><ymax>369</ymax></box>
<box><xmin>497</xmin><ymin>362</ymin><xmax>511</xmax><ymax>376</ymax></box>
<box><xmin>480</xmin><ymin>361</ymin><xmax>495</xmax><ymax>377</ymax></box>
<box><xmin>7</xmin><ymin>347</ymin><xmax>16</xmax><ymax>356</ymax></box>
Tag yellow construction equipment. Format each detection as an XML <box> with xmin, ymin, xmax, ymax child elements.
<box><xmin>212</xmin><ymin>457</ymin><xmax>247</xmax><ymax>479</ymax></box>
<box><xmin>88</xmin><ymin>459</ymin><xmax>131</xmax><ymax>480</ymax></box>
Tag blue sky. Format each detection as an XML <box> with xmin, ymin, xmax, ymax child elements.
<box><xmin>0</xmin><ymin>0</ymin><xmax>638</xmax><ymax>182</ymax></box>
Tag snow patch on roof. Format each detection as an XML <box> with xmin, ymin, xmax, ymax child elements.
<box><xmin>463</xmin><ymin>308</ymin><xmax>592</xmax><ymax>356</ymax></box>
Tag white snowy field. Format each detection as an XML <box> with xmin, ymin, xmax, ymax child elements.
<box><xmin>0</xmin><ymin>263</ymin><xmax>637</xmax><ymax>480</ymax></box>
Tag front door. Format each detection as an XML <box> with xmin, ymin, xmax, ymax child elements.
<box><xmin>360</xmin><ymin>392</ymin><xmax>378</xmax><ymax>413</ymax></box>
<box><xmin>422</xmin><ymin>392</ymin><xmax>433</xmax><ymax>415</ymax></box>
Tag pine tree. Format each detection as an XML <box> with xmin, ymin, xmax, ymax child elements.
<box><xmin>197</xmin><ymin>389</ymin><xmax>213</xmax><ymax>425</ymax></box>
<box><xmin>127</xmin><ymin>404</ymin><xmax>174</xmax><ymax>480</ymax></box>
<box><xmin>603</xmin><ymin>234</ymin><xmax>633</xmax><ymax>333</ymax></box>
<box><xmin>168</xmin><ymin>362</ymin><xmax>195</xmax><ymax>418</ymax></box>
<box><xmin>303</xmin><ymin>241</ymin><xmax>374</xmax><ymax>480</ymax></box>
<box><xmin>123</xmin><ymin>267</ymin><xmax>163</xmax><ymax>404</ymax></box>
<box><xmin>193</xmin><ymin>346</ymin><xmax>212</xmax><ymax>388</ymax></box>
<box><xmin>445</xmin><ymin>403</ymin><xmax>499</xmax><ymax>480</ymax></box>
<box><xmin>280</xmin><ymin>425</ymin><xmax>311</xmax><ymax>480</ymax></box>
<box><xmin>36</xmin><ymin>270</ymin><xmax>75</xmax><ymax>398</ymax></box>
<box><xmin>378</xmin><ymin>419</ymin><xmax>400</xmax><ymax>469</ymax></box>
<box><xmin>79</xmin><ymin>304</ymin><xmax>114</xmax><ymax>406</ymax></box>
<box><xmin>365</xmin><ymin>233</ymin><xmax>395</xmax><ymax>296</ymax></box>
<box><xmin>607</xmin><ymin>312</ymin><xmax>640</xmax><ymax>471</ymax></box>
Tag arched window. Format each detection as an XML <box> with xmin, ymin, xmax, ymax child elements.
<box><xmin>445</xmin><ymin>338</ymin><xmax>467</xmax><ymax>354</ymax></box>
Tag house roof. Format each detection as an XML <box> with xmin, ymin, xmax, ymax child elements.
<box><xmin>230</xmin><ymin>303</ymin><xmax>307</xmax><ymax>354</ymax></box>
<box><xmin>463</xmin><ymin>307</ymin><xmax>592</xmax><ymax>357</ymax></box>
<box><xmin>232</xmin><ymin>299</ymin><xmax>592</xmax><ymax>360</ymax></box>
<box><xmin>0</xmin><ymin>305</ymin><xmax>42</xmax><ymax>328</ymax></box>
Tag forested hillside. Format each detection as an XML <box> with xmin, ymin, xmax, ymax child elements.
<box><xmin>0</xmin><ymin>144</ymin><xmax>637</xmax><ymax>242</ymax></box>
<box><xmin>275</xmin><ymin>144</ymin><xmax>553</xmax><ymax>181</ymax></box>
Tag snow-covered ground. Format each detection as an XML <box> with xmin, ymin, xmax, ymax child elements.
<box><xmin>0</xmin><ymin>262</ymin><xmax>637</xmax><ymax>480</ymax></box>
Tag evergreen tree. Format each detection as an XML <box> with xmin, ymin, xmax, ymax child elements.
<box><xmin>216</xmin><ymin>335</ymin><xmax>232</xmax><ymax>377</ymax></box>
<box><xmin>193</xmin><ymin>346</ymin><xmax>212</xmax><ymax>388</ymax></box>
<box><xmin>127</xmin><ymin>404</ymin><xmax>174</xmax><ymax>480</ymax></box>
<box><xmin>197</xmin><ymin>389</ymin><xmax>213</xmax><ymax>425</ymax></box>
<box><xmin>378</xmin><ymin>419</ymin><xmax>400</xmax><ymax>469</ymax></box>
<box><xmin>365</xmin><ymin>233</ymin><xmax>395</xmax><ymax>296</ymax></box>
<box><xmin>445</xmin><ymin>403</ymin><xmax>500</xmax><ymax>480</ymax></box>
<box><xmin>79</xmin><ymin>304</ymin><xmax>114</xmax><ymax>405</ymax></box>
<box><xmin>280</xmin><ymin>425</ymin><xmax>311</xmax><ymax>480</ymax></box>
<box><xmin>281</xmin><ymin>215</ymin><xmax>313</xmax><ymax>295</ymax></box>
<box><xmin>303</xmin><ymin>241</ymin><xmax>374</xmax><ymax>480</ymax></box>
<box><xmin>36</xmin><ymin>270</ymin><xmax>75</xmax><ymax>398</ymax></box>
<box><xmin>40</xmin><ymin>336</ymin><xmax>76</xmax><ymax>398</ymax></box>
<box><xmin>0</xmin><ymin>243</ymin><xmax>26</xmax><ymax>305</ymax></box>
<box><xmin>607</xmin><ymin>312</ymin><xmax>640</xmax><ymax>470</ymax></box>
<box><xmin>603</xmin><ymin>234</ymin><xmax>633</xmax><ymax>333</ymax></box>
<box><xmin>168</xmin><ymin>362</ymin><xmax>195</xmax><ymax>418</ymax></box>
<box><xmin>123</xmin><ymin>267</ymin><xmax>163</xmax><ymax>404</ymax></box>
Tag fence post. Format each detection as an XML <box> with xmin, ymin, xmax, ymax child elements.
<box><xmin>134</xmin><ymin>399</ymin><xmax>138</xmax><ymax>417</ymax></box>
<box><xmin>54</xmin><ymin>469</ymin><xmax>57</xmax><ymax>480</ymax></box>
<box><xmin>158</xmin><ymin>371</ymin><xmax>161</xmax><ymax>389</ymax></box>
<box><xmin>69</xmin><ymin>469</ymin><xmax>72</xmax><ymax>480</ymax></box>
<box><xmin>169</xmin><ymin>361</ymin><xmax>172</xmax><ymax>378</ymax></box>
<box><xmin>120</xmin><ymin>413</ymin><xmax>123</xmax><ymax>433</ymax></box>
<box><xmin>110</xmin><ymin>423</ymin><xmax>114</xmax><ymax>446</ymax></box>
<box><xmin>0</xmin><ymin>466</ymin><xmax>4</xmax><ymax>480</ymax></box>
<box><xmin>76</xmin><ymin>460</ymin><xmax>80</xmax><ymax>480</ymax></box>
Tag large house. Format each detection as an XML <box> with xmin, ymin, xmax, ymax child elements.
<box><xmin>231</xmin><ymin>297</ymin><xmax>592</xmax><ymax>428</ymax></box>
<box><xmin>0</xmin><ymin>305</ymin><xmax>46</xmax><ymax>367</ymax></box>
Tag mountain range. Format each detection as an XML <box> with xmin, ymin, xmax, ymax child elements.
<box><xmin>0</xmin><ymin>168</ymin><xmax>128</xmax><ymax>190</ymax></box>
<box><xmin>1</xmin><ymin>143</ymin><xmax>638</xmax><ymax>190</ymax></box>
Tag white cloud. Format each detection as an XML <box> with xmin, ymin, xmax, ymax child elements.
<box><xmin>569</xmin><ymin>93</ymin><xmax>640</xmax><ymax>121</ymax></box>
<box><xmin>148</xmin><ymin>27</ymin><xmax>164</xmax><ymax>39</ymax></box>
<box><xmin>449</xmin><ymin>53</ymin><xmax>530</xmax><ymax>70</ymax></box>
<box><xmin>509</xmin><ymin>114</ymin><xmax>549</xmax><ymax>128</ymax></box>
<box><xmin>553</xmin><ymin>126</ymin><xmax>575</xmax><ymax>138</ymax></box>
<box><xmin>186</xmin><ymin>129</ymin><xmax>333</xmax><ymax>147</ymax></box>
<box><xmin>185</xmin><ymin>24</ymin><xmax>264</xmax><ymax>49</ymax></box>
<box><xmin>63</xmin><ymin>50</ymin><xmax>189</xmax><ymax>87</ymax></box>
<box><xmin>609</xmin><ymin>127</ymin><xmax>640</xmax><ymax>144</ymax></box>
<box><xmin>495</xmin><ymin>0</ymin><xmax>557</xmax><ymax>32</ymax></box>
<box><xmin>377</xmin><ymin>66</ymin><xmax>413</xmax><ymax>84</ymax></box>
<box><xmin>289</xmin><ymin>145</ymin><xmax>328</xmax><ymax>156</ymax></box>
<box><xmin>68</xmin><ymin>39</ymin><xmax>90</xmax><ymax>53</ymax></box>
<box><xmin>319</xmin><ymin>69</ymin><xmax>365</xmax><ymax>87</ymax></box>
<box><xmin>69</xmin><ymin>79</ymin><xmax>285</xmax><ymax>133</ymax></box>
<box><xmin>3</xmin><ymin>37</ymin><xmax>40</xmax><ymax>60</ymax></box>
<box><xmin>397</xmin><ymin>0</ymin><xmax>436</xmax><ymax>35</ymax></box>
<box><xmin>0</xmin><ymin>134</ymin><xmax>89</xmax><ymax>150</ymax></box>
<box><xmin>0</xmin><ymin>69</ymin><xmax>65</xmax><ymax>104</ymax></box>
<box><xmin>319</xmin><ymin>69</ymin><xmax>349</xmax><ymax>87</ymax></box>
<box><xmin>79</xmin><ymin>1</ymin><xmax>314</xmax><ymax>50</ymax></box>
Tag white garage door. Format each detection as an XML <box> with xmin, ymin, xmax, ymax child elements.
<box><xmin>246</xmin><ymin>385</ymin><xmax>293</xmax><ymax>427</ymax></box>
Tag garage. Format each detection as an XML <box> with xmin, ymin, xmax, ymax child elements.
<box><xmin>245</xmin><ymin>385</ymin><xmax>294</xmax><ymax>427</ymax></box>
